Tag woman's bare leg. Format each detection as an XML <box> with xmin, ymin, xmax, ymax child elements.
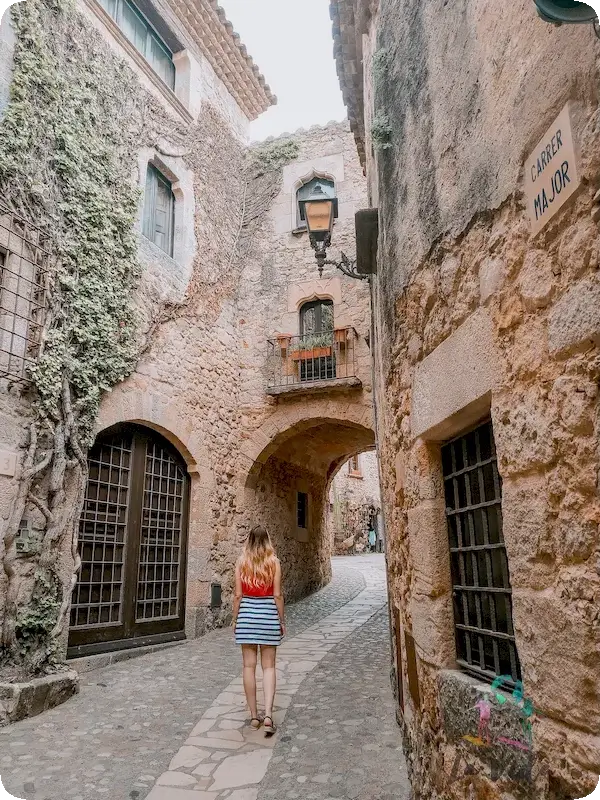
<box><xmin>261</xmin><ymin>645</ymin><xmax>277</xmax><ymax>720</ymax></box>
<box><xmin>242</xmin><ymin>644</ymin><xmax>259</xmax><ymax>719</ymax></box>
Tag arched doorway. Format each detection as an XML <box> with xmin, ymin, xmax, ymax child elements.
<box><xmin>68</xmin><ymin>424</ymin><xmax>190</xmax><ymax>656</ymax></box>
<box><xmin>241</xmin><ymin>415</ymin><xmax>376</xmax><ymax>602</ymax></box>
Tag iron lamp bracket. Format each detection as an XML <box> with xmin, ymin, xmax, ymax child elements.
<box><xmin>310</xmin><ymin>237</ymin><xmax>369</xmax><ymax>280</ymax></box>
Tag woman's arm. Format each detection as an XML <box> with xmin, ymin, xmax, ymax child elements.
<box><xmin>232</xmin><ymin>564</ymin><xmax>243</xmax><ymax>629</ymax></box>
<box><xmin>273</xmin><ymin>559</ymin><xmax>285</xmax><ymax>637</ymax></box>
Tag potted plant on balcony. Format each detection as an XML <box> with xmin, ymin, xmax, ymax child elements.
<box><xmin>290</xmin><ymin>332</ymin><xmax>334</xmax><ymax>361</ymax></box>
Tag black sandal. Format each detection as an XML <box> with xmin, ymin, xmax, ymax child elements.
<box><xmin>263</xmin><ymin>715</ymin><xmax>276</xmax><ymax>736</ymax></box>
<box><xmin>250</xmin><ymin>717</ymin><xmax>262</xmax><ymax>730</ymax></box>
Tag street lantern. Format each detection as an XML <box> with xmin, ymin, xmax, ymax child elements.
<box><xmin>299</xmin><ymin>183</ymin><xmax>372</xmax><ymax>280</ymax></box>
<box><xmin>303</xmin><ymin>185</ymin><xmax>335</xmax><ymax>242</ymax></box>
<box><xmin>535</xmin><ymin>0</ymin><xmax>600</xmax><ymax>25</ymax></box>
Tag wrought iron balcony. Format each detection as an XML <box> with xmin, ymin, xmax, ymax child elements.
<box><xmin>266</xmin><ymin>327</ymin><xmax>361</xmax><ymax>396</ymax></box>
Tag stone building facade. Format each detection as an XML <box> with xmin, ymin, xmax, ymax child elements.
<box><xmin>331</xmin><ymin>1</ymin><xmax>600</xmax><ymax>798</ymax></box>
<box><xmin>328</xmin><ymin>450</ymin><xmax>382</xmax><ymax>554</ymax></box>
<box><xmin>0</xmin><ymin>0</ymin><xmax>372</xmax><ymax>683</ymax></box>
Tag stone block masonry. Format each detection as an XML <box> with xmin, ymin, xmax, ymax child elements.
<box><xmin>329</xmin><ymin>0</ymin><xmax>600</xmax><ymax>797</ymax></box>
<box><xmin>0</xmin><ymin>0</ymin><xmax>373</xmax><ymax>695</ymax></box>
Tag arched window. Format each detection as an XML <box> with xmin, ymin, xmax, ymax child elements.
<box><xmin>296</xmin><ymin>177</ymin><xmax>337</xmax><ymax>230</ymax></box>
<box><xmin>299</xmin><ymin>298</ymin><xmax>334</xmax><ymax>336</ymax></box>
<box><xmin>297</xmin><ymin>299</ymin><xmax>334</xmax><ymax>381</ymax></box>
<box><xmin>68</xmin><ymin>424</ymin><xmax>189</xmax><ymax>655</ymax></box>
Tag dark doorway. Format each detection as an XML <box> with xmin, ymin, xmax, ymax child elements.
<box><xmin>68</xmin><ymin>424</ymin><xmax>189</xmax><ymax>656</ymax></box>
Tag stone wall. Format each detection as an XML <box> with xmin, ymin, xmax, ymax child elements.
<box><xmin>328</xmin><ymin>451</ymin><xmax>381</xmax><ymax>553</ymax></box>
<box><xmin>330</xmin><ymin>0</ymin><xmax>600</xmax><ymax>798</ymax></box>
<box><xmin>0</xmin><ymin>0</ymin><xmax>373</xmax><ymax>664</ymax></box>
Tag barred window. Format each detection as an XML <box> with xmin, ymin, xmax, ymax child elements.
<box><xmin>0</xmin><ymin>206</ymin><xmax>49</xmax><ymax>382</ymax></box>
<box><xmin>442</xmin><ymin>420</ymin><xmax>521</xmax><ymax>684</ymax></box>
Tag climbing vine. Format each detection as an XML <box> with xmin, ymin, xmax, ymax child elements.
<box><xmin>371</xmin><ymin>113</ymin><xmax>393</xmax><ymax>150</ymax></box>
<box><xmin>248</xmin><ymin>138</ymin><xmax>300</xmax><ymax>176</ymax></box>
<box><xmin>0</xmin><ymin>0</ymin><xmax>183</xmax><ymax>672</ymax></box>
<box><xmin>0</xmin><ymin>0</ymin><xmax>301</xmax><ymax>674</ymax></box>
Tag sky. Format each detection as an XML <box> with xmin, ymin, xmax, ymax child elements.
<box><xmin>218</xmin><ymin>0</ymin><xmax>347</xmax><ymax>141</ymax></box>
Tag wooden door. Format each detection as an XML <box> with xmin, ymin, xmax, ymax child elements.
<box><xmin>68</xmin><ymin>425</ymin><xmax>189</xmax><ymax>656</ymax></box>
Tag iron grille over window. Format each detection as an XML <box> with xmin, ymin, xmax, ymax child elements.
<box><xmin>442</xmin><ymin>420</ymin><xmax>521</xmax><ymax>684</ymax></box>
<box><xmin>0</xmin><ymin>205</ymin><xmax>50</xmax><ymax>382</ymax></box>
<box><xmin>297</xmin><ymin>492</ymin><xmax>308</xmax><ymax>529</ymax></box>
<box><xmin>143</xmin><ymin>164</ymin><xmax>175</xmax><ymax>256</ymax></box>
<box><xmin>98</xmin><ymin>0</ymin><xmax>176</xmax><ymax>89</ymax></box>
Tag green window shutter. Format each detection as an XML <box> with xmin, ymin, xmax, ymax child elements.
<box><xmin>142</xmin><ymin>165</ymin><xmax>156</xmax><ymax>242</ymax></box>
<box><xmin>110</xmin><ymin>0</ymin><xmax>175</xmax><ymax>90</ymax></box>
<box><xmin>143</xmin><ymin>165</ymin><xmax>174</xmax><ymax>257</ymax></box>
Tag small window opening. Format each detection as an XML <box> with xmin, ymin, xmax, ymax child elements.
<box><xmin>348</xmin><ymin>455</ymin><xmax>361</xmax><ymax>476</ymax></box>
<box><xmin>297</xmin><ymin>492</ymin><xmax>308</xmax><ymax>529</ymax></box>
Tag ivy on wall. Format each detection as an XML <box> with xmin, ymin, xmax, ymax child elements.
<box><xmin>0</xmin><ymin>0</ymin><xmax>157</xmax><ymax>671</ymax></box>
<box><xmin>0</xmin><ymin>0</ymin><xmax>303</xmax><ymax>673</ymax></box>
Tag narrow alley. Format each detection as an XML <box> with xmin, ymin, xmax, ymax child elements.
<box><xmin>0</xmin><ymin>556</ymin><xmax>408</xmax><ymax>800</ymax></box>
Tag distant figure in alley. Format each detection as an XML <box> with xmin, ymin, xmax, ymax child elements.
<box><xmin>233</xmin><ymin>526</ymin><xmax>285</xmax><ymax>735</ymax></box>
<box><xmin>368</xmin><ymin>527</ymin><xmax>377</xmax><ymax>553</ymax></box>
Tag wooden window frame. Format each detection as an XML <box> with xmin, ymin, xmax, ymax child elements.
<box><xmin>143</xmin><ymin>163</ymin><xmax>175</xmax><ymax>257</ymax></box>
<box><xmin>299</xmin><ymin>298</ymin><xmax>334</xmax><ymax>336</ymax></box>
<box><xmin>99</xmin><ymin>0</ymin><xmax>176</xmax><ymax>89</ymax></box>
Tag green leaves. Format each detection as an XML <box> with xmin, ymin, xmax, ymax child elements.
<box><xmin>1</xmin><ymin>0</ymin><xmax>143</xmax><ymax>443</ymax></box>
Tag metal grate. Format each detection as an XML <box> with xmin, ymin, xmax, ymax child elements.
<box><xmin>71</xmin><ymin>433</ymin><xmax>132</xmax><ymax>629</ymax></box>
<box><xmin>0</xmin><ymin>205</ymin><xmax>50</xmax><ymax>381</ymax></box>
<box><xmin>136</xmin><ymin>439</ymin><xmax>185</xmax><ymax>622</ymax></box>
<box><xmin>442</xmin><ymin>420</ymin><xmax>521</xmax><ymax>684</ymax></box>
<box><xmin>267</xmin><ymin>327</ymin><xmax>358</xmax><ymax>390</ymax></box>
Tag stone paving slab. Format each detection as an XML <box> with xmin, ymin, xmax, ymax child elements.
<box><xmin>0</xmin><ymin>561</ymin><xmax>365</xmax><ymax>800</ymax></box>
<box><xmin>137</xmin><ymin>556</ymin><xmax>390</xmax><ymax>799</ymax></box>
<box><xmin>261</xmin><ymin>606</ymin><xmax>411</xmax><ymax>800</ymax></box>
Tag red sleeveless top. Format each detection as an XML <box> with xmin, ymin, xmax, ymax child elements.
<box><xmin>242</xmin><ymin>579</ymin><xmax>274</xmax><ymax>597</ymax></box>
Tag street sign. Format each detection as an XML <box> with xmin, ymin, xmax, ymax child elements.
<box><xmin>524</xmin><ymin>102</ymin><xmax>581</xmax><ymax>236</ymax></box>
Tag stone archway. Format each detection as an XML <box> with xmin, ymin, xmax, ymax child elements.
<box><xmin>237</xmin><ymin>406</ymin><xmax>375</xmax><ymax>602</ymax></box>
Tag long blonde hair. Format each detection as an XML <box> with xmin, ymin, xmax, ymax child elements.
<box><xmin>238</xmin><ymin>526</ymin><xmax>277</xmax><ymax>589</ymax></box>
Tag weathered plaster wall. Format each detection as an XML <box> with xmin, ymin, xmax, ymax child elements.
<box><xmin>340</xmin><ymin>0</ymin><xmax>600</xmax><ymax>798</ymax></box>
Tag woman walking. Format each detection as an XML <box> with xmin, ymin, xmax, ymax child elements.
<box><xmin>233</xmin><ymin>526</ymin><xmax>285</xmax><ymax>735</ymax></box>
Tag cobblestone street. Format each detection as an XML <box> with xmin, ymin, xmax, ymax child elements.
<box><xmin>0</xmin><ymin>556</ymin><xmax>407</xmax><ymax>800</ymax></box>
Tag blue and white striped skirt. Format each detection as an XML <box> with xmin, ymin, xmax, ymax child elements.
<box><xmin>235</xmin><ymin>596</ymin><xmax>282</xmax><ymax>646</ymax></box>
